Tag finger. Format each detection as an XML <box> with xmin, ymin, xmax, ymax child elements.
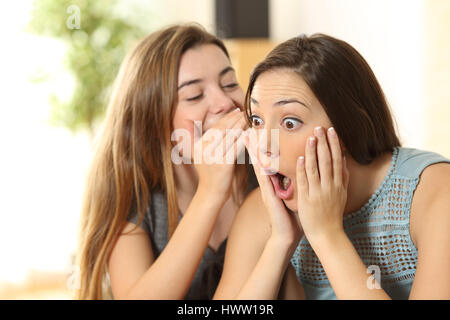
<box><xmin>224</xmin><ymin>115</ymin><xmax>248</xmax><ymax>152</ymax></box>
<box><xmin>342</xmin><ymin>155</ymin><xmax>350</xmax><ymax>189</ymax></box>
<box><xmin>326</xmin><ymin>127</ymin><xmax>343</xmax><ymax>186</ymax></box>
<box><xmin>244</xmin><ymin>131</ymin><xmax>259</xmax><ymax>172</ymax></box>
<box><xmin>213</xmin><ymin>108</ymin><xmax>243</xmax><ymax>131</ymax></box>
<box><xmin>235</xmin><ymin>130</ymin><xmax>247</xmax><ymax>162</ymax></box>
<box><xmin>201</xmin><ymin>129</ymin><xmax>225</xmax><ymax>164</ymax></box>
<box><xmin>314</xmin><ymin>126</ymin><xmax>332</xmax><ymax>188</ymax></box>
<box><xmin>305</xmin><ymin>135</ymin><xmax>320</xmax><ymax>193</ymax></box>
<box><xmin>224</xmin><ymin>128</ymin><xmax>246</xmax><ymax>164</ymax></box>
<box><xmin>296</xmin><ymin>155</ymin><xmax>308</xmax><ymax>201</ymax></box>
<box><xmin>205</xmin><ymin>113</ymin><xmax>247</xmax><ymax>162</ymax></box>
<box><xmin>244</xmin><ymin>132</ymin><xmax>271</xmax><ymax>192</ymax></box>
<box><xmin>246</xmin><ymin>129</ymin><xmax>261</xmax><ymax>166</ymax></box>
<box><xmin>244</xmin><ymin>131</ymin><xmax>289</xmax><ymax>215</ymax></box>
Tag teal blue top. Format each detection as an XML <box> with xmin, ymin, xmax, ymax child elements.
<box><xmin>290</xmin><ymin>147</ymin><xmax>450</xmax><ymax>300</ymax></box>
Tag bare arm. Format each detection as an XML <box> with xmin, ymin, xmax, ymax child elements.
<box><xmin>278</xmin><ymin>264</ymin><xmax>306</xmax><ymax>300</ymax></box>
<box><xmin>213</xmin><ymin>189</ymin><xmax>271</xmax><ymax>299</ymax></box>
<box><xmin>108</xmin><ymin>190</ymin><xmax>225</xmax><ymax>299</ymax></box>
<box><xmin>409</xmin><ymin>163</ymin><xmax>450</xmax><ymax>299</ymax></box>
<box><xmin>214</xmin><ymin>189</ymin><xmax>305</xmax><ymax>300</ymax></box>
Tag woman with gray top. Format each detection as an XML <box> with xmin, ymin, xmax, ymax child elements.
<box><xmin>75</xmin><ymin>24</ymin><xmax>258</xmax><ymax>299</ymax></box>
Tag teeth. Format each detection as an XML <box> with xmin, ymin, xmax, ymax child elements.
<box><xmin>281</xmin><ymin>176</ymin><xmax>290</xmax><ymax>190</ymax></box>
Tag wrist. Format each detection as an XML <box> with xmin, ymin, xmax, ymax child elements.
<box><xmin>194</xmin><ymin>185</ymin><xmax>227</xmax><ymax>209</ymax></box>
<box><xmin>267</xmin><ymin>235</ymin><xmax>296</xmax><ymax>254</ymax></box>
<box><xmin>265</xmin><ymin>237</ymin><xmax>296</xmax><ymax>271</ymax></box>
<box><xmin>307</xmin><ymin>228</ymin><xmax>347</xmax><ymax>253</ymax></box>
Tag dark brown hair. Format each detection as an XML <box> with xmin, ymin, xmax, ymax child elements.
<box><xmin>245</xmin><ymin>33</ymin><xmax>400</xmax><ymax>164</ymax></box>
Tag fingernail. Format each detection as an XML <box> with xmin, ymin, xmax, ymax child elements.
<box><xmin>309</xmin><ymin>136</ymin><xmax>316</xmax><ymax>146</ymax></box>
<box><xmin>298</xmin><ymin>156</ymin><xmax>304</xmax><ymax>166</ymax></box>
<box><xmin>314</xmin><ymin>126</ymin><xmax>324</xmax><ymax>137</ymax></box>
<box><xmin>328</xmin><ymin>127</ymin><xmax>336</xmax><ymax>136</ymax></box>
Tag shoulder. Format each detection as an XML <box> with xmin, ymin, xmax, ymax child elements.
<box><xmin>414</xmin><ymin>162</ymin><xmax>450</xmax><ymax>204</ymax></box>
<box><xmin>410</xmin><ymin>162</ymin><xmax>450</xmax><ymax>248</ymax></box>
<box><xmin>418</xmin><ymin>161</ymin><xmax>450</xmax><ymax>188</ymax></box>
<box><xmin>408</xmin><ymin>162</ymin><xmax>450</xmax><ymax>298</ymax></box>
<box><xmin>395</xmin><ymin>147</ymin><xmax>450</xmax><ymax>178</ymax></box>
<box><xmin>108</xmin><ymin>222</ymin><xmax>154</xmax><ymax>299</ymax></box>
<box><xmin>238</xmin><ymin>187</ymin><xmax>269</xmax><ymax>223</ymax></box>
<box><xmin>240</xmin><ymin>187</ymin><xmax>263</xmax><ymax>211</ymax></box>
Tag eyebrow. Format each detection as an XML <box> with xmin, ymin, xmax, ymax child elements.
<box><xmin>250</xmin><ymin>97</ymin><xmax>310</xmax><ymax>110</ymax></box>
<box><xmin>177</xmin><ymin>66</ymin><xmax>235</xmax><ymax>90</ymax></box>
<box><xmin>219</xmin><ymin>66</ymin><xmax>235</xmax><ymax>77</ymax></box>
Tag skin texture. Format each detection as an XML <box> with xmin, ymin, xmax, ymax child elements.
<box><xmin>214</xmin><ymin>68</ymin><xmax>450</xmax><ymax>300</ymax></box>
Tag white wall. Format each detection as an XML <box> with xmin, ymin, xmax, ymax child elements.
<box><xmin>141</xmin><ymin>0</ymin><xmax>215</xmax><ymax>33</ymax></box>
<box><xmin>269</xmin><ymin>0</ymin><xmax>426</xmax><ymax>149</ymax></box>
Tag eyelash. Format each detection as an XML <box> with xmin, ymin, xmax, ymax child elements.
<box><xmin>249</xmin><ymin>115</ymin><xmax>263</xmax><ymax>127</ymax></box>
<box><xmin>222</xmin><ymin>83</ymin><xmax>238</xmax><ymax>89</ymax></box>
<box><xmin>186</xmin><ymin>94</ymin><xmax>203</xmax><ymax>101</ymax></box>
<box><xmin>283</xmin><ymin>117</ymin><xmax>303</xmax><ymax>130</ymax></box>
<box><xmin>186</xmin><ymin>83</ymin><xmax>238</xmax><ymax>101</ymax></box>
<box><xmin>249</xmin><ymin>115</ymin><xmax>304</xmax><ymax>130</ymax></box>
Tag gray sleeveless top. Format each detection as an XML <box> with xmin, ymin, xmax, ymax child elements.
<box><xmin>127</xmin><ymin>168</ymin><xmax>258</xmax><ymax>299</ymax></box>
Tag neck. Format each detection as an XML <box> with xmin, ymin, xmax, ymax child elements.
<box><xmin>344</xmin><ymin>151</ymin><xmax>393</xmax><ymax>215</ymax></box>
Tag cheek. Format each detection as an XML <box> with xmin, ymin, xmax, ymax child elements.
<box><xmin>279</xmin><ymin>135</ymin><xmax>308</xmax><ymax>212</ymax></box>
<box><xmin>279</xmin><ymin>134</ymin><xmax>307</xmax><ymax>167</ymax></box>
<box><xmin>172</xmin><ymin>108</ymin><xmax>203</xmax><ymax>158</ymax></box>
<box><xmin>172</xmin><ymin>106</ymin><xmax>207</xmax><ymax>135</ymax></box>
<box><xmin>230</xmin><ymin>88</ymin><xmax>245</xmax><ymax>107</ymax></box>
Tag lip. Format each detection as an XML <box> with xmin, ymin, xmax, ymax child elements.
<box><xmin>268</xmin><ymin>172</ymin><xmax>294</xmax><ymax>200</ymax></box>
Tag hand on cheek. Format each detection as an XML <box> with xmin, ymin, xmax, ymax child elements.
<box><xmin>296</xmin><ymin>126</ymin><xmax>349</xmax><ymax>244</ymax></box>
<box><xmin>244</xmin><ymin>130</ymin><xmax>302</xmax><ymax>248</ymax></box>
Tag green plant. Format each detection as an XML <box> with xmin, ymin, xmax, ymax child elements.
<box><xmin>28</xmin><ymin>0</ymin><xmax>147</xmax><ymax>137</ymax></box>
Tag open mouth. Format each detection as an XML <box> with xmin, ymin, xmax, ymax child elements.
<box><xmin>268</xmin><ymin>171</ymin><xmax>294</xmax><ymax>200</ymax></box>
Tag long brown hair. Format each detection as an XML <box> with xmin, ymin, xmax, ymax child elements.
<box><xmin>76</xmin><ymin>24</ymin><xmax>248</xmax><ymax>300</ymax></box>
<box><xmin>245</xmin><ymin>34</ymin><xmax>400</xmax><ymax>164</ymax></box>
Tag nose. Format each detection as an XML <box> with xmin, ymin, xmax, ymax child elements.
<box><xmin>258</xmin><ymin>128</ymin><xmax>279</xmax><ymax>155</ymax></box>
<box><xmin>257</xmin><ymin>128</ymin><xmax>280</xmax><ymax>168</ymax></box>
<box><xmin>208</xmin><ymin>87</ymin><xmax>236</xmax><ymax>114</ymax></box>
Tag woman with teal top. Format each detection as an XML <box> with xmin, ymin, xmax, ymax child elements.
<box><xmin>214</xmin><ymin>34</ymin><xmax>450</xmax><ymax>299</ymax></box>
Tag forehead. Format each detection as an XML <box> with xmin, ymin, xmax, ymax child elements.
<box><xmin>252</xmin><ymin>69</ymin><xmax>316</xmax><ymax>106</ymax></box>
<box><xmin>178</xmin><ymin>44</ymin><xmax>231</xmax><ymax>82</ymax></box>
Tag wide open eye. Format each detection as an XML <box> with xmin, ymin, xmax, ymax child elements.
<box><xmin>282</xmin><ymin>117</ymin><xmax>303</xmax><ymax>130</ymax></box>
<box><xmin>249</xmin><ymin>115</ymin><xmax>264</xmax><ymax>128</ymax></box>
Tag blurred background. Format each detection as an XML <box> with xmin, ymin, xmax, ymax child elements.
<box><xmin>0</xmin><ymin>0</ymin><xmax>448</xmax><ymax>299</ymax></box>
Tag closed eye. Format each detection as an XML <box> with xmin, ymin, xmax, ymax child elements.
<box><xmin>222</xmin><ymin>83</ymin><xmax>238</xmax><ymax>90</ymax></box>
<box><xmin>186</xmin><ymin>94</ymin><xmax>203</xmax><ymax>101</ymax></box>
